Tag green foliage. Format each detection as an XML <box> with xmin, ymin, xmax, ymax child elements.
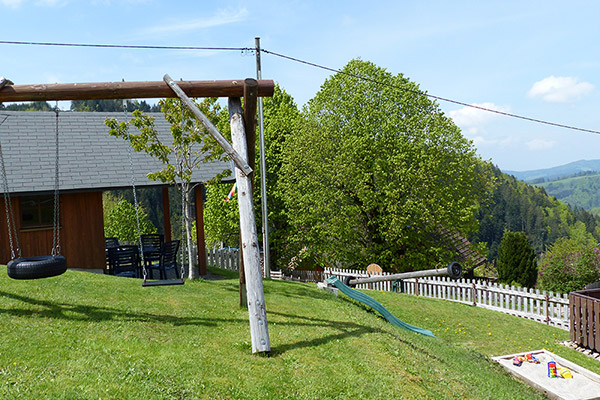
<box><xmin>0</xmin><ymin>101</ymin><xmax>54</xmax><ymax>111</ymax></box>
<box><xmin>538</xmin><ymin>238</ymin><xmax>600</xmax><ymax>293</ymax></box>
<box><xmin>203</xmin><ymin>183</ymin><xmax>240</xmax><ymax>248</ymax></box>
<box><xmin>539</xmin><ymin>172</ymin><xmax>600</xmax><ymax>213</ymax></box>
<box><xmin>280</xmin><ymin>59</ymin><xmax>495</xmax><ymax>272</ymax></box>
<box><xmin>473</xmin><ymin>165</ymin><xmax>600</xmax><ymax>260</ymax></box>
<box><xmin>496</xmin><ymin>231</ymin><xmax>537</xmax><ymax>288</ymax></box>
<box><xmin>71</xmin><ymin>99</ymin><xmax>160</xmax><ymax>112</ymax></box>
<box><xmin>104</xmin><ymin>199</ymin><xmax>156</xmax><ymax>244</ymax></box>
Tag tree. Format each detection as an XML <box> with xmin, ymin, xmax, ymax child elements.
<box><xmin>202</xmin><ymin>85</ymin><xmax>300</xmax><ymax>268</ymax></box>
<box><xmin>104</xmin><ymin>199</ymin><xmax>157</xmax><ymax>244</ymax></box>
<box><xmin>496</xmin><ymin>231</ymin><xmax>537</xmax><ymax>288</ymax></box>
<box><xmin>538</xmin><ymin>237</ymin><xmax>600</xmax><ymax>293</ymax></box>
<box><xmin>106</xmin><ymin>98</ymin><xmax>229</xmax><ymax>279</ymax></box>
<box><xmin>280</xmin><ymin>59</ymin><xmax>495</xmax><ymax>272</ymax></box>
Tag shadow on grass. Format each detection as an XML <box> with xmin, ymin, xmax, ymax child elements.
<box><xmin>266</xmin><ymin>309</ymin><xmax>439</xmax><ymax>358</ymax></box>
<box><xmin>0</xmin><ymin>290</ymin><xmax>246</xmax><ymax>327</ymax></box>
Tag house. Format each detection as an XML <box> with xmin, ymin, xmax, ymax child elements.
<box><xmin>0</xmin><ymin>110</ymin><xmax>231</xmax><ymax>274</ymax></box>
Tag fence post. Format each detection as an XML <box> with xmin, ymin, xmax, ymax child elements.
<box><xmin>472</xmin><ymin>282</ymin><xmax>476</xmax><ymax>307</ymax></box>
<box><xmin>545</xmin><ymin>292</ymin><xmax>550</xmax><ymax>325</ymax></box>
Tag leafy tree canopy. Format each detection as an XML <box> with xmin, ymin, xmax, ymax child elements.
<box><xmin>280</xmin><ymin>59</ymin><xmax>495</xmax><ymax>272</ymax></box>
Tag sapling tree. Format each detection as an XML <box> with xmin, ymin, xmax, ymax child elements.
<box><xmin>106</xmin><ymin>98</ymin><xmax>229</xmax><ymax>279</ymax></box>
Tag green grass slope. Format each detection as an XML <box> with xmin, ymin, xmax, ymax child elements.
<box><xmin>0</xmin><ymin>267</ymin><xmax>594</xmax><ymax>399</ymax></box>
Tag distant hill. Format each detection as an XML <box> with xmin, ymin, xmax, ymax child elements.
<box><xmin>537</xmin><ymin>173</ymin><xmax>600</xmax><ymax>214</ymax></box>
<box><xmin>504</xmin><ymin>159</ymin><xmax>600</xmax><ymax>182</ymax></box>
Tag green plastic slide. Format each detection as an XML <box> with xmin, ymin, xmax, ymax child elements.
<box><xmin>326</xmin><ymin>276</ymin><xmax>435</xmax><ymax>337</ymax></box>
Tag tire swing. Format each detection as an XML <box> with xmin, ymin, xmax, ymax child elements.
<box><xmin>0</xmin><ymin>108</ymin><xmax>67</xmax><ymax>280</ymax></box>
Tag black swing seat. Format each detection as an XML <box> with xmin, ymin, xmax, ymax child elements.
<box><xmin>7</xmin><ymin>255</ymin><xmax>67</xmax><ymax>280</ymax></box>
<box><xmin>142</xmin><ymin>279</ymin><xmax>185</xmax><ymax>287</ymax></box>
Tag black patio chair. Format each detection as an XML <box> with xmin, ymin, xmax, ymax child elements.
<box><xmin>140</xmin><ymin>233</ymin><xmax>163</xmax><ymax>267</ymax></box>
<box><xmin>147</xmin><ymin>240</ymin><xmax>180</xmax><ymax>280</ymax></box>
<box><xmin>107</xmin><ymin>245</ymin><xmax>140</xmax><ymax>278</ymax></box>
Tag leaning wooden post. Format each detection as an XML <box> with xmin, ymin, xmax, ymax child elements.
<box><xmin>163</xmin><ymin>75</ymin><xmax>270</xmax><ymax>353</ymax></box>
<box><xmin>229</xmin><ymin>97</ymin><xmax>270</xmax><ymax>353</ymax></box>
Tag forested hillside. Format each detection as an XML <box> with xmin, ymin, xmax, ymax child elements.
<box><xmin>537</xmin><ymin>172</ymin><xmax>600</xmax><ymax>214</ymax></box>
<box><xmin>472</xmin><ymin>165</ymin><xmax>600</xmax><ymax>260</ymax></box>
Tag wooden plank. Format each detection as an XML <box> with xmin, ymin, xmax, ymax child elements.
<box><xmin>592</xmin><ymin>300</ymin><xmax>600</xmax><ymax>351</ymax></box>
<box><xmin>570</xmin><ymin>294</ymin><xmax>576</xmax><ymax>343</ymax></box>
<box><xmin>229</xmin><ymin>97</ymin><xmax>270</xmax><ymax>354</ymax></box>
<box><xmin>0</xmin><ymin>79</ymin><xmax>274</xmax><ymax>102</ymax></box>
<box><xmin>583</xmin><ymin>298</ymin><xmax>590</xmax><ymax>348</ymax></box>
<box><xmin>576</xmin><ymin>295</ymin><xmax>582</xmax><ymax>345</ymax></box>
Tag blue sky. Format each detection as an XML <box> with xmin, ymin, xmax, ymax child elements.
<box><xmin>1</xmin><ymin>0</ymin><xmax>599</xmax><ymax>171</ymax></box>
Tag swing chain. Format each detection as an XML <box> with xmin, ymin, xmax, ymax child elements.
<box><xmin>51</xmin><ymin>105</ymin><xmax>61</xmax><ymax>256</ymax></box>
<box><xmin>123</xmin><ymin>100</ymin><xmax>147</xmax><ymax>281</ymax></box>
<box><xmin>0</xmin><ymin>130</ymin><xmax>21</xmax><ymax>259</ymax></box>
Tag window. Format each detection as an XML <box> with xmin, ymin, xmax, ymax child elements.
<box><xmin>20</xmin><ymin>195</ymin><xmax>54</xmax><ymax>229</ymax></box>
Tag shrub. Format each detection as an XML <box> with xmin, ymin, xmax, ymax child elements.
<box><xmin>538</xmin><ymin>237</ymin><xmax>600</xmax><ymax>293</ymax></box>
<box><xmin>496</xmin><ymin>231</ymin><xmax>537</xmax><ymax>288</ymax></box>
<box><xmin>104</xmin><ymin>199</ymin><xmax>157</xmax><ymax>244</ymax></box>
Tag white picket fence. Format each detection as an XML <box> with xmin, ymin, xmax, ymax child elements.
<box><xmin>207</xmin><ymin>247</ymin><xmax>240</xmax><ymax>272</ymax></box>
<box><xmin>324</xmin><ymin>267</ymin><xmax>570</xmax><ymax>330</ymax></box>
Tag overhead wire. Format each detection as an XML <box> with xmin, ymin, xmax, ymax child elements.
<box><xmin>1</xmin><ymin>39</ymin><xmax>598</xmax><ymax>135</ymax></box>
<box><xmin>261</xmin><ymin>49</ymin><xmax>600</xmax><ymax>136</ymax></box>
<box><xmin>0</xmin><ymin>40</ymin><xmax>252</xmax><ymax>51</ymax></box>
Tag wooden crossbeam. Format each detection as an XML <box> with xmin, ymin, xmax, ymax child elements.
<box><xmin>0</xmin><ymin>79</ymin><xmax>274</xmax><ymax>102</ymax></box>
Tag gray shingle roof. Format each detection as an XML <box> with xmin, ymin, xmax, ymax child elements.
<box><xmin>0</xmin><ymin>111</ymin><xmax>232</xmax><ymax>194</ymax></box>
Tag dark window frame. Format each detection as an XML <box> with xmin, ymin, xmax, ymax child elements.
<box><xmin>20</xmin><ymin>195</ymin><xmax>54</xmax><ymax>230</ymax></box>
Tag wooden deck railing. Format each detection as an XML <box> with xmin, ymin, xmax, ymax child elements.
<box><xmin>570</xmin><ymin>288</ymin><xmax>600</xmax><ymax>352</ymax></box>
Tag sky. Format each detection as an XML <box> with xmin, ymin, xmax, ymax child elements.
<box><xmin>1</xmin><ymin>0</ymin><xmax>599</xmax><ymax>172</ymax></box>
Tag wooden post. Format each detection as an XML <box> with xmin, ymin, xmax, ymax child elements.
<box><xmin>238</xmin><ymin>78</ymin><xmax>259</xmax><ymax>306</ymax></box>
<box><xmin>162</xmin><ymin>187</ymin><xmax>172</xmax><ymax>242</ymax></box>
<box><xmin>195</xmin><ymin>184</ymin><xmax>207</xmax><ymax>276</ymax></box>
<box><xmin>229</xmin><ymin>97</ymin><xmax>270</xmax><ymax>353</ymax></box>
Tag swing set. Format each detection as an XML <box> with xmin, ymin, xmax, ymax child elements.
<box><xmin>0</xmin><ymin>76</ymin><xmax>275</xmax><ymax>353</ymax></box>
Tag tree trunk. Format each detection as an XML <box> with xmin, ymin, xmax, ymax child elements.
<box><xmin>183</xmin><ymin>185</ymin><xmax>198</xmax><ymax>279</ymax></box>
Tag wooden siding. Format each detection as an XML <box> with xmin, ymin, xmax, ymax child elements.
<box><xmin>0</xmin><ymin>192</ymin><xmax>105</xmax><ymax>269</ymax></box>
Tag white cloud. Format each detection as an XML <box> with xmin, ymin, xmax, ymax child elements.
<box><xmin>143</xmin><ymin>8</ymin><xmax>248</xmax><ymax>35</ymax></box>
<box><xmin>1</xmin><ymin>0</ymin><xmax>66</xmax><ymax>6</ymax></box>
<box><xmin>448</xmin><ymin>102</ymin><xmax>510</xmax><ymax>135</ymax></box>
<box><xmin>528</xmin><ymin>76</ymin><xmax>594</xmax><ymax>103</ymax></box>
<box><xmin>471</xmin><ymin>135</ymin><xmax>516</xmax><ymax>148</ymax></box>
<box><xmin>525</xmin><ymin>138</ymin><xmax>556</xmax><ymax>150</ymax></box>
<box><xmin>0</xmin><ymin>0</ymin><xmax>25</xmax><ymax>7</ymax></box>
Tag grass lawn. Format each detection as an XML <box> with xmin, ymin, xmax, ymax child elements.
<box><xmin>0</xmin><ymin>266</ymin><xmax>595</xmax><ymax>399</ymax></box>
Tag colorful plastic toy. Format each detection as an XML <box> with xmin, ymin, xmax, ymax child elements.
<box><xmin>558</xmin><ymin>367</ymin><xmax>573</xmax><ymax>379</ymax></box>
<box><xmin>525</xmin><ymin>353</ymin><xmax>540</xmax><ymax>364</ymax></box>
<box><xmin>513</xmin><ymin>357</ymin><xmax>523</xmax><ymax>366</ymax></box>
<box><xmin>548</xmin><ymin>360</ymin><xmax>559</xmax><ymax>378</ymax></box>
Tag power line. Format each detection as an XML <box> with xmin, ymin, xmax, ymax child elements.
<box><xmin>2</xmin><ymin>39</ymin><xmax>598</xmax><ymax>136</ymax></box>
<box><xmin>261</xmin><ymin>49</ymin><xmax>600</xmax><ymax>136</ymax></box>
<box><xmin>0</xmin><ymin>40</ymin><xmax>252</xmax><ymax>51</ymax></box>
